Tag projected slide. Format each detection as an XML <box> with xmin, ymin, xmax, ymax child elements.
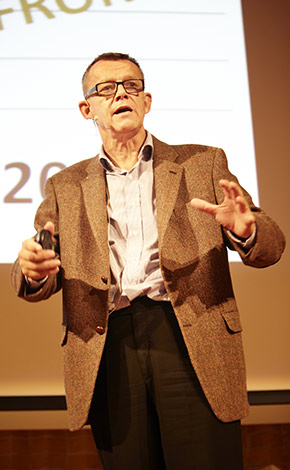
<box><xmin>0</xmin><ymin>0</ymin><xmax>257</xmax><ymax>262</ymax></box>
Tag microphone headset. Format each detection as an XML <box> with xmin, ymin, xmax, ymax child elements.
<box><xmin>92</xmin><ymin>115</ymin><xmax>99</xmax><ymax>132</ymax></box>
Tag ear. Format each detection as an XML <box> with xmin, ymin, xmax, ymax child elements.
<box><xmin>79</xmin><ymin>100</ymin><xmax>92</xmax><ymax>120</ymax></box>
<box><xmin>144</xmin><ymin>93</ymin><xmax>152</xmax><ymax>115</ymax></box>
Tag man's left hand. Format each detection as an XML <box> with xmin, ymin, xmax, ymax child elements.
<box><xmin>190</xmin><ymin>179</ymin><xmax>256</xmax><ymax>239</ymax></box>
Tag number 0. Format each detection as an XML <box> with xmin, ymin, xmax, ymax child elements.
<box><xmin>40</xmin><ymin>162</ymin><xmax>66</xmax><ymax>198</ymax></box>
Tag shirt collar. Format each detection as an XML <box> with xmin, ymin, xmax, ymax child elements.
<box><xmin>98</xmin><ymin>132</ymin><xmax>153</xmax><ymax>174</ymax></box>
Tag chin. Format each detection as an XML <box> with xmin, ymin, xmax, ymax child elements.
<box><xmin>114</xmin><ymin>124</ymin><xmax>139</xmax><ymax>134</ymax></box>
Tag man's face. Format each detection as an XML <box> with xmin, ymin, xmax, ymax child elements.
<box><xmin>80</xmin><ymin>60</ymin><xmax>152</xmax><ymax>139</ymax></box>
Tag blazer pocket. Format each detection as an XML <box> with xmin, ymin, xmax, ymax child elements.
<box><xmin>61</xmin><ymin>324</ymin><xmax>68</xmax><ymax>347</ymax></box>
<box><xmin>221</xmin><ymin>310</ymin><xmax>242</xmax><ymax>334</ymax></box>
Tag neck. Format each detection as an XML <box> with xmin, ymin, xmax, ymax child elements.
<box><xmin>100</xmin><ymin>128</ymin><xmax>146</xmax><ymax>170</ymax></box>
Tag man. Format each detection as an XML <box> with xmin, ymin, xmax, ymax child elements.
<box><xmin>11</xmin><ymin>53</ymin><xmax>285</xmax><ymax>469</ymax></box>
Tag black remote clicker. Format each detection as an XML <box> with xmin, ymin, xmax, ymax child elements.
<box><xmin>35</xmin><ymin>229</ymin><xmax>55</xmax><ymax>251</ymax></box>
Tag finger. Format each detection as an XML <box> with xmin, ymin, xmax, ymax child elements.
<box><xmin>23</xmin><ymin>237</ymin><xmax>55</xmax><ymax>257</ymax></box>
<box><xmin>235</xmin><ymin>197</ymin><xmax>256</xmax><ymax>223</ymax></box>
<box><xmin>220</xmin><ymin>180</ymin><xmax>243</xmax><ymax>197</ymax></box>
<box><xmin>190</xmin><ymin>198</ymin><xmax>218</xmax><ymax>215</ymax></box>
<box><xmin>23</xmin><ymin>266</ymin><xmax>60</xmax><ymax>280</ymax></box>
<box><xmin>21</xmin><ymin>237</ymin><xmax>43</xmax><ymax>254</ymax></box>
<box><xmin>219</xmin><ymin>179</ymin><xmax>230</xmax><ymax>189</ymax></box>
<box><xmin>21</xmin><ymin>256</ymin><xmax>60</xmax><ymax>271</ymax></box>
<box><xmin>219</xmin><ymin>179</ymin><xmax>234</xmax><ymax>201</ymax></box>
<box><xmin>20</xmin><ymin>258</ymin><xmax>61</xmax><ymax>278</ymax></box>
<box><xmin>19</xmin><ymin>245</ymin><xmax>56</xmax><ymax>263</ymax></box>
<box><xmin>234</xmin><ymin>195</ymin><xmax>250</xmax><ymax>214</ymax></box>
<box><xmin>228</xmin><ymin>181</ymin><xmax>244</xmax><ymax>199</ymax></box>
<box><xmin>43</xmin><ymin>221</ymin><xmax>55</xmax><ymax>236</ymax></box>
<box><xmin>219</xmin><ymin>180</ymin><xmax>244</xmax><ymax>202</ymax></box>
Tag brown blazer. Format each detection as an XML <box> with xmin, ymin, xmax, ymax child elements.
<box><xmin>11</xmin><ymin>136</ymin><xmax>285</xmax><ymax>431</ymax></box>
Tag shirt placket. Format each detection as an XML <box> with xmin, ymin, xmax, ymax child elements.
<box><xmin>124</xmin><ymin>168</ymin><xmax>143</xmax><ymax>285</ymax></box>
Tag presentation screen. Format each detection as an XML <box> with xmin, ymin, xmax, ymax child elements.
<box><xmin>0</xmin><ymin>0</ymin><xmax>258</xmax><ymax>263</ymax></box>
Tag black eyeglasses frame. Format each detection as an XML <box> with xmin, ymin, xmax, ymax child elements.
<box><xmin>84</xmin><ymin>79</ymin><xmax>145</xmax><ymax>99</ymax></box>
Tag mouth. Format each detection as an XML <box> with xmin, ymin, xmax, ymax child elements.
<box><xmin>113</xmin><ymin>106</ymin><xmax>133</xmax><ymax>115</ymax></box>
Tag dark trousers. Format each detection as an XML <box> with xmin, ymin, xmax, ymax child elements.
<box><xmin>89</xmin><ymin>297</ymin><xmax>243</xmax><ymax>470</ymax></box>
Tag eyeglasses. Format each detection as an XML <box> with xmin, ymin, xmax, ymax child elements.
<box><xmin>85</xmin><ymin>79</ymin><xmax>144</xmax><ymax>99</ymax></box>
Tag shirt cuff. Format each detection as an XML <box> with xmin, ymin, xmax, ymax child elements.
<box><xmin>227</xmin><ymin>224</ymin><xmax>257</xmax><ymax>250</ymax></box>
<box><xmin>25</xmin><ymin>275</ymin><xmax>48</xmax><ymax>290</ymax></box>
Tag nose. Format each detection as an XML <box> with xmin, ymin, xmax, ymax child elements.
<box><xmin>115</xmin><ymin>82</ymin><xmax>128</xmax><ymax>99</ymax></box>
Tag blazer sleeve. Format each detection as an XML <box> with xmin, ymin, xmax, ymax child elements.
<box><xmin>212</xmin><ymin>148</ymin><xmax>286</xmax><ymax>268</ymax></box>
<box><xmin>10</xmin><ymin>178</ymin><xmax>62</xmax><ymax>302</ymax></box>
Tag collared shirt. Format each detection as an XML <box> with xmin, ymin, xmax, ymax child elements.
<box><xmin>27</xmin><ymin>135</ymin><xmax>256</xmax><ymax>300</ymax></box>
<box><xmin>99</xmin><ymin>133</ymin><xmax>169</xmax><ymax>311</ymax></box>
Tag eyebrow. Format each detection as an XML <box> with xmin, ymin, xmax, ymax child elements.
<box><xmin>94</xmin><ymin>75</ymin><xmax>142</xmax><ymax>83</ymax></box>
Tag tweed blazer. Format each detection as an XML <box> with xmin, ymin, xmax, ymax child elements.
<box><xmin>11</xmin><ymin>136</ymin><xmax>285</xmax><ymax>431</ymax></box>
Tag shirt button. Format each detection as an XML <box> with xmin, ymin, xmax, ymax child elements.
<box><xmin>96</xmin><ymin>326</ymin><xmax>105</xmax><ymax>335</ymax></box>
<box><xmin>101</xmin><ymin>276</ymin><xmax>108</xmax><ymax>284</ymax></box>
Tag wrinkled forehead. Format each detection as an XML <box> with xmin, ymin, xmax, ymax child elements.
<box><xmin>83</xmin><ymin>60</ymin><xmax>143</xmax><ymax>92</ymax></box>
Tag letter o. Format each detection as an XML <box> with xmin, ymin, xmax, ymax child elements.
<box><xmin>55</xmin><ymin>0</ymin><xmax>92</xmax><ymax>14</ymax></box>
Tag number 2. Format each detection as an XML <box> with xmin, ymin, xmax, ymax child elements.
<box><xmin>4</xmin><ymin>163</ymin><xmax>32</xmax><ymax>203</ymax></box>
<box><xmin>3</xmin><ymin>162</ymin><xmax>66</xmax><ymax>203</ymax></box>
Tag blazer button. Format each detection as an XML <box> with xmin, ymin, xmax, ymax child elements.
<box><xmin>101</xmin><ymin>276</ymin><xmax>108</xmax><ymax>284</ymax></box>
<box><xmin>96</xmin><ymin>326</ymin><xmax>105</xmax><ymax>335</ymax></box>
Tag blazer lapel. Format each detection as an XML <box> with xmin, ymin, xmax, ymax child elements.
<box><xmin>81</xmin><ymin>157</ymin><xmax>109</xmax><ymax>261</ymax></box>
<box><xmin>153</xmin><ymin>137</ymin><xmax>183</xmax><ymax>249</ymax></box>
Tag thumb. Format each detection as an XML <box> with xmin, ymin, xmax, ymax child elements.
<box><xmin>43</xmin><ymin>221</ymin><xmax>55</xmax><ymax>236</ymax></box>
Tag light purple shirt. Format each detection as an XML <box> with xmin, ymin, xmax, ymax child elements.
<box><xmin>99</xmin><ymin>133</ymin><xmax>169</xmax><ymax>311</ymax></box>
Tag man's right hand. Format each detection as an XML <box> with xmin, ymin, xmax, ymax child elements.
<box><xmin>18</xmin><ymin>221</ymin><xmax>61</xmax><ymax>281</ymax></box>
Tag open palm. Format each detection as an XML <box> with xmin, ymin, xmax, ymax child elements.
<box><xmin>190</xmin><ymin>179</ymin><xmax>256</xmax><ymax>238</ymax></box>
